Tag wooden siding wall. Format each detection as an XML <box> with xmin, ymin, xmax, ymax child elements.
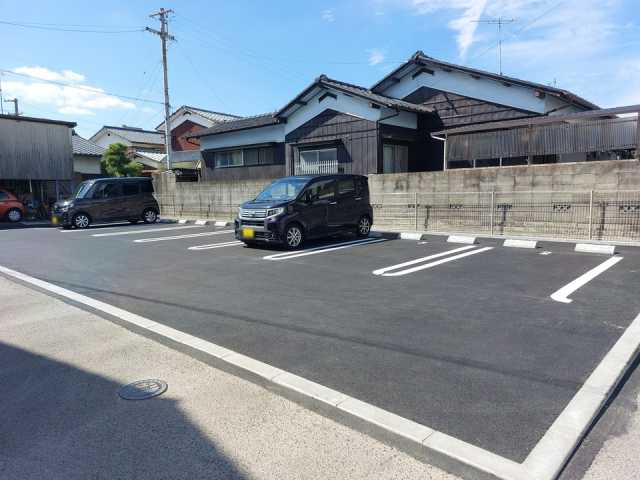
<box><xmin>404</xmin><ymin>87</ymin><xmax>539</xmax><ymax>172</ymax></box>
<box><xmin>171</xmin><ymin>119</ymin><xmax>204</xmax><ymax>151</ymax></box>
<box><xmin>0</xmin><ymin>117</ymin><xmax>74</xmax><ymax>180</ymax></box>
<box><xmin>200</xmin><ymin>144</ymin><xmax>286</xmax><ymax>181</ymax></box>
<box><xmin>403</xmin><ymin>87</ymin><xmax>535</xmax><ymax>127</ymax></box>
<box><xmin>285</xmin><ymin>110</ymin><xmax>379</xmax><ymax>175</ymax></box>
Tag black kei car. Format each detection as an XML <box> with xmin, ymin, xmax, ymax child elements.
<box><xmin>50</xmin><ymin>177</ymin><xmax>160</xmax><ymax>229</ymax></box>
<box><xmin>235</xmin><ymin>174</ymin><xmax>373</xmax><ymax>249</ymax></box>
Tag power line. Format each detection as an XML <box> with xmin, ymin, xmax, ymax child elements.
<box><xmin>2</xmin><ymin>69</ymin><xmax>165</xmax><ymax>105</ymax></box>
<box><xmin>0</xmin><ymin>53</ymin><xmax>163</xmax><ymax>94</ymax></box>
<box><xmin>0</xmin><ymin>21</ymin><xmax>143</xmax><ymax>33</ymax></box>
<box><xmin>175</xmin><ymin>42</ymin><xmax>234</xmax><ymax>115</ymax></box>
<box><xmin>173</xmin><ymin>15</ymin><xmax>311</xmax><ymax>82</ymax></box>
<box><xmin>464</xmin><ymin>0</ymin><xmax>569</xmax><ymax>70</ymax></box>
<box><xmin>173</xmin><ymin>27</ymin><xmax>308</xmax><ymax>87</ymax></box>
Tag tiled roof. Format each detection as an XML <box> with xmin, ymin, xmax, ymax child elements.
<box><xmin>186</xmin><ymin>113</ymin><xmax>279</xmax><ymax>138</ymax></box>
<box><xmin>371</xmin><ymin>51</ymin><xmax>599</xmax><ymax>111</ymax></box>
<box><xmin>98</xmin><ymin>126</ymin><xmax>165</xmax><ymax>145</ymax></box>
<box><xmin>180</xmin><ymin>106</ymin><xmax>241</xmax><ymax>124</ymax></box>
<box><xmin>274</xmin><ymin>75</ymin><xmax>436</xmax><ymax>120</ymax></box>
<box><xmin>156</xmin><ymin>106</ymin><xmax>242</xmax><ymax>130</ymax></box>
<box><xmin>72</xmin><ymin>132</ymin><xmax>105</xmax><ymax>156</ymax></box>
<box><xmin>318</xmin><ymin>75</ymin><xmax>435</xmax><ymax>113</ymax></box>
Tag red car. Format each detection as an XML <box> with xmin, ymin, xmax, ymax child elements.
<box><xmin>0</xmin><ymin>189</ymin><xmax>25</xmax><ymax>222</ymax></box>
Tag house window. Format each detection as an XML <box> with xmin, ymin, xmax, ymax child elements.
<box><xmin>214</xmin><ymin>147</ymin><xmax>274</xmax><ymax>167</ymax></box>
<box><xmin>383</xmin><ymin>145</ymin><xmax>408</xmax><ymax>173</ymax></box>
<box><xmin>243</xmin><ymin>147</ymin><xmax>275</xmax><ymax>165</ymax></box>
<box><xmin>297</xmin><ymin>148</ymin><xmax>338</xmax><ymax>174</ymax></box>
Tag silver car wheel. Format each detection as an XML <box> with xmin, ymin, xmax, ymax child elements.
<box><xmin>356</xmin><ymin>216</ymin><xmax>371</xmax><ymax>237</ymax></box>
<box><xmin>285</xmin><ymin>225</ymin><xmax>303</xmax><ymax>249</ymax></box>
<box><xmin>74</xmin><ymin>214</ymin><xmax>90</xmax><ymax>229</ymax></box>
<box><xmin>143</xmin><ymin>208</ymin><xmax>157</xmax><ymax>224</ymax></box>
<box><xmin>7</xmin><ymin>209</ymin><xmax>22</xmax><ymax>222</ymax></box>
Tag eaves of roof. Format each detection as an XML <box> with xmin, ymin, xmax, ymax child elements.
<box><xmin>275</xmin><ymin>75</ymin><xmax>435</xmax><ymax>119</ymax></box>
<box><xmin>186</xmin><ymin>114</ymin><xmax>280</xmax><ymax>138</ymax></box>
<box><xmin>371</xmin><ymin>51</ymin><xmax>599</xmax><ymax>111</ymax></box>
<box><xmin>155</xmin><ymin>105</ymin><xmax>242</xmax><ymax>130</ymax></box>
<box><xmin>430</xmin><ymin>104</ymin><xmax>640</xmax><ymax>136</ymax></box>
<box><xmin>0</xmin><ymin>113</ymin><xmax>76</xmax><ymax>128</ymax></box>
<box><xmin>96</xmin><ymin>126</ymin><xmax>165</xmax><ymax>145</ymax></box>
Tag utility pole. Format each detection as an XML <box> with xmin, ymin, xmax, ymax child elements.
<box><xmin>0</xmin><ymin>73</ymin><xmax>4</xmax><ymax>115</ymax></box>
<box><xmin>147</xmin><ymin>8</ymin><xmax>175</xmax><ymax>170</ymax></box>
<box><xmin>4</xmin><ymin>98</ymin><xmax>21</xmax><ymax>116</ymax></box>
<box><xmin>471</xmin><ymin>18</ymin><xmax>516</xmax><ymax>76</ymax></box>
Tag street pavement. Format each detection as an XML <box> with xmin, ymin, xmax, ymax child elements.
<box><xmin>2</xmin><ymin>220</ymin><xmax>640</xmax><ymax>478</ymax></box>
<box><xmin>0</xmin><ymin>275</ymin><xmax>460</xmax><ymax>480</ymax></box>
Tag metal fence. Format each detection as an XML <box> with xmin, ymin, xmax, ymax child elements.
<box><xmin>370</xmin><ymin>190</ymin><xmax>640</xmax><ymax>242</ymax></box>
<box><xmin>155</xmin><ymin>190</ymin><xmax>640</xmax><ymax>243</ymax></box>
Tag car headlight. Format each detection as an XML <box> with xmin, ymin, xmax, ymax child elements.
<box><xmin>59</xmin><ymin>204</ymin><xmax>71</xmax><ymax>212</ymax></box>
<box><xmin>266</xmin><ymin>207</ymin><xmax>284</xmax><ymax>218</ymax></box>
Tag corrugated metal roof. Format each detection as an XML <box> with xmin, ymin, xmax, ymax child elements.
<box><xmin>129</xmin><ymin>148</ymin><xmax>202</xmax><ymax>163</ymax></box>
<box><xmin>0</xmin><ymin>113</ymin><xmax>77</xmax><ymax>128</ymax></box>
<box><xmin>129</xmin><ymin>149</ymin><xmax>166</xmax><ymax>162</ymax></box>
<box><xmin>72</xmin><ymin>132</ymin><xmax>105</xmax><ymax>156</ymax></box>
<box><xmin>371</xmin><ymin>51</ymin><xmax>599</xmax><ymax>111</ymax></box>
<box><xmin>431</xmin><ymin>104</ymin><xmax>640</xmax><ymax>136</ymax></box>
<box><xmin>95</xmin><ymin>126</ymin><xmax>165</xmax><ymax>145</ymax></box>
<box><xmin>186</xmin><ymin>113</ymin><xmax>279</xmax><ymax>138</ymax></box>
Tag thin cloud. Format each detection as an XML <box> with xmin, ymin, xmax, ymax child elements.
<box><xmin>13</xmin><ymin>66</ymin><xmax>85</xmax><ymax>84</ymax></box>
<box><xmin>410</xmin><ymin>0</ymin><xmax>487</xmax><ymax>60</ymax></box>
<box><xmin>367</xmin><ymin>48</ymin><xmax>386</xmax><ymax>65</ymax></box>
<box><xmin>3</xmin><ymin>67</ymin><xmax>135</xmax><ymax>117</ymax></box>
<box><xmin>59</xmin><ymin>106</ymin><xmax>94</xmax><ymax>115</ymax></box>
<box><xmin>323</xmin><ymin>8</ymin><xmax>335</xmax><ymax>22</ymax></box>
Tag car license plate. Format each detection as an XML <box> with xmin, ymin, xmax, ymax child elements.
<box><xmin>51</xmin><ymin>216</ymin><xmax>58</xmax><ymax>225</ymax></box>
<box><xmin>241</xmin><ymin>227</ymin><xmax>255</xmax><ymax>238</ymax></box>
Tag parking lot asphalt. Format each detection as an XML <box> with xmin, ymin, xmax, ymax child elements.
<box><xmin>2</xmin><ymin>221</ymin><xmax>640</xmax><ymax>478</ymax></box>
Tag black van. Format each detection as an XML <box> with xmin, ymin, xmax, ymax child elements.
<box><xmin>235</xmin><ymin>174</ymin><xmax>373</xmax><ymax>249</ymax></box>
<box><xmin>50</xmin><ymin>177</ymin><xmax>160</xmax><ymax>229</ymax></box>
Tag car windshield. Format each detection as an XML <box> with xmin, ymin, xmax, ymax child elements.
<box><xmin>68</xmin><ymin>182</ymin><xmax>93</xmax><ymax>199</ymax></box>
<box><xmin>254</xmin><ymin>178</ymin><xmax>309</xmax><ymax>202</ymax></box>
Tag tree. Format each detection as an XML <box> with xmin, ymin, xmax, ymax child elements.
<box><xmin>101</xmin><ymin>142</ymin><xmax>144</xmax><ymax>177</ymax></box>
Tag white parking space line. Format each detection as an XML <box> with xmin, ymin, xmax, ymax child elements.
<box><xmin>92</xmin><ymin>226</ymin><xmax>204</xmax><ymax>237</ymax></box>
<box><xmin>188</xmin><ymin>241</ymin><xmax>243</xmax><ymax>250</ymax></box>
<box><xmin>4</xmin><ymin>263</ymin><xmax>639</xmax><ymax>479</ymax></box>
<box><xmin>550</xmin><ymin>256</ymin><xmax>624</xmax><ymax>304</ymax></box>
<box><xmin>133</xmin><ymin>230</ymin><xmax>235</xmax><ymax>243</ymax></box>
<box><xmin>263</xmin><ymin>238</ymin><xmax>387</xmax><ymax>261</ymax></box>
<box><xmin>373</xmin><ymin>246</ymin><xmax>494</xmax><ymax>277</ymax></box>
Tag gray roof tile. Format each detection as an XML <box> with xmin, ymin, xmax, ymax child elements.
<box><xmin>101</xmin><ymin>126</ymin><xmax>165</xmax><ymax>145</ymax></box>
<box><xmin>186</xmin><ymin>113</ymin><xmax>279</xmax><ymax>138</ymax></box>
<box><xmin>72</xmin><ymin>132</ymin><xmax>105</xmax><ymax>156</ymax></box>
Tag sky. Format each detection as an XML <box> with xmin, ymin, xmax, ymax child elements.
<box><xmin>1</xmin><ymin>0</ymin><xmax>639</xmax><ymax>139</ymax></box>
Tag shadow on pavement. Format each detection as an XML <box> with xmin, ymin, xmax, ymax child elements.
<box><xmin>0</xmin><ymin>342</ymin><xmax>247</xmax><ymax>479</ymax></box>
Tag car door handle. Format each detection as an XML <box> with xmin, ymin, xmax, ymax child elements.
<box><xmin>330</xmin><ymin>202</ymin><xmax>337</xmax><ymax>205</ymax></box>
<box><xmin>355</xmin><ymin>198</ymin><xmax>361</xmax><ymax>201</ymax></box>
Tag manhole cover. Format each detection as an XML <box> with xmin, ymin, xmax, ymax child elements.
<box><xmin>119</xmin><ymin>379</ymin><xmax>168</xmax><ymax>400</ymax></box>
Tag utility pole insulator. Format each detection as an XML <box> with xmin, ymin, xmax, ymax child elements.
<box><xmin>148</xmin><ymin>8</ymin><xmax>175</xmax><ymax>170</ymax></box>
<box><xmin>4</xmin><ymin>98</ymin><xmax>21</xmax><ymax>116</ymax></box>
